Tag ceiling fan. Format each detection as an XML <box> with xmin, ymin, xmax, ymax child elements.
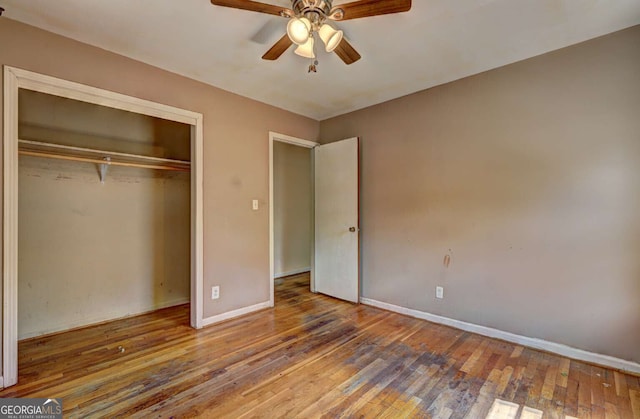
<box><xmin>210</xmin><ymin>0</ymin><xmax>412</xmax><ymax>70</ymax></box>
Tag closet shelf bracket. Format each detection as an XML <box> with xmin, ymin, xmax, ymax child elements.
<box><xmin>99</xmin><ymin>157</ymin><xmax>111</xmax><ymax>184</ymax></box>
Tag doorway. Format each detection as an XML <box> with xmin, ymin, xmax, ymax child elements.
<box><xmin>268</xmin><ymin>133</ymin><xmax>360</xmax><ymax>306</ymax></box>
<box><xmin>269</xmin><ymin>132</ymin><xmax>318</xmax><ymax>304</ymax></box>
<box><xmin>2</xmin><ymin>66</ymin><xmax>204</xmax><ymax>388</ymax></box>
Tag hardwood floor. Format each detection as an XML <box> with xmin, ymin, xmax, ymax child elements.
<box><xmin>1</xmin><ymin>273</ymin><xmax>639</xmax><ymax>418</ymax></box>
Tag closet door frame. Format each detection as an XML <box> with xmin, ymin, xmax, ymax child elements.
<box><xmin>2</xmin><ymin>66</ymin><xmax>205</xmax><ymax>388</ymax></box>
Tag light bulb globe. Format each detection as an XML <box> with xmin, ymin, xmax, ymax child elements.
<box><xmin>287</xmin><ymin>17</ymin><xmax>311</xmax><ymax>45</ymax></box>
<box><xmin>318</xmin><ymin>23</ymin><xmax>343</xmax><ymax>53</ymax></box>
<box><xmin>294</xmin><ymin>36</ymin><xmax>315</xmax><ymax>59</ymax></box>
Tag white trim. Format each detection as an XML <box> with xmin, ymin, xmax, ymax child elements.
<box><xmin>269</xmin><ymin>132</ymin><xmax>318</xmax><ymax>148</ymax></box>
<box><xmin>191</xmin><ymin>121</ymin><xmax>204</xmax><ymax>329</ymax></box>
<box><xmin>2</xmin><ymin>66</ymin><xmax>205</xmax><ymax>387</ymax></box>
<box><xmin>9</xmin><ymin>67</ymin><xmax>200</xmax><ymax>124</ymax></box>
<box><xmin>3</xmin><ymin>66</ymin><xmax>19</xmax><ymax>388</ymax></box>
<box><xmin>201</xmin><ymin>301</ymin><xmax>271</xmax><ymax>327</ymax></box>
<box><xmin>274</xmin><ymin>267</ymin><xmax>311</xmax><ymax>279</ymax></box>
<box><xmin>268</xmin><ymin>132</ymin><xmax>318</xmax><ymax>308</ymax></box>
<box><xmin>360</xmin><ymin>297</ymin><xmax>640</xmax><ymax>375</ymax></box>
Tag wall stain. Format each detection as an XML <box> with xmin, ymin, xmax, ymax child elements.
<box><xmin>443</xmin><ymin>254</ymin><xmax>451</xmax><ymax>268</ymax></box>
<box><xmin>230</xmin><ymin>176</ymin><xmax>243</xmax><ymax>189</ymax></box>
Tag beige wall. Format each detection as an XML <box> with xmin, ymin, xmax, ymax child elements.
<box><xmin>321</xmin><ymin>26</ymin><xmax>640</xmax><ymax>363</ymax></box>
<box><xmin>273</xmin><ymin>141</ymin><xmax>311</xmax><ymax>277</ymax></box>
<box><xmin>0</xmin><ymin>19</ymin><xmax>319</xmax><ymax>327</ymax></box>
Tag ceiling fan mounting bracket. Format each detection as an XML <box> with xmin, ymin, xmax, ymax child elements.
<box><xmin>291</xmin><ymin>0</ymin><xmax>333</xmax><ymax>25</ymax></box>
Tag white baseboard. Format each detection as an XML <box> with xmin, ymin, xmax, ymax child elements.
<box><xmin>201</xmin><ymin>301</ymin><xmax>271</xmax><ymax>327</ymax></box>
<box><xmin>274</xmin><ymin>267</ymin><xmax>311</xmax><ymax>279</ymax></box>
<box><xmin>360</xmin><ymin>297</ymin><xmax>640</xmax><ymax>375</ymax></box>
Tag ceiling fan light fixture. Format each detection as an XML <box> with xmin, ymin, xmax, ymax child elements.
<box><xmin>287</xmin><ymin>17</ymin><xmax>312</xmax><ymax>45</ymax></box>
<box><xmin>318</xmin><ymin>23</ymin><xmax>343</xmax><ymax>53</ymax></box>
<box><xmin>294</xmin><ymin>36</ymin><xmax>315</xmax><ymax>59</ymax></box>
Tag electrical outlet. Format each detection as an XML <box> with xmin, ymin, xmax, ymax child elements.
<box><xmin>436</xmin><ymin>286</ymin><xmax>444</xmax><ymax>299</ymax></box>
<box><xmin>212</xmin><ymin>285</ymin><xmax>220</xmax><ymax>300</ymax></box>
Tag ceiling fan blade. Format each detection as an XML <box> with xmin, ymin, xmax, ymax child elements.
<box><xmin>262</xmin><ymin>34</ymin><xmax>293</xmax><ymax>60</ymax></box>
<box><xmin>334</xmin><ymin>38</ymin><xmax>361</xmax><ymax>65</ymax></box>
<box><xmin>210</xmin><ymin>0</ymin><xmax>291</xmax><ymax>17</ymax></box>
<box><xmin>333</xmin><ymin>0</ymin><xmax>411</xmax><ymax>21</ymax></box>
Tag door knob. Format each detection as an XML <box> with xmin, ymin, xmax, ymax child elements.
<box><xmin>349</xmin><ymin>227</ymin><xmax>357</xmax><ymax>232</ymax></box>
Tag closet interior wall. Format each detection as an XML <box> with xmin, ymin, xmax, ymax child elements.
<box><xmin>18</xmin><ymin>89</ymin><xmax>191</xmax><ymax>340</ymax></box>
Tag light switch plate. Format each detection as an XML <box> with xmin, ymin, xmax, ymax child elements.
<box><xmin>252</xmin><ymin>199</ymin><xmax>259</xmax><ymax>210</ymax></box>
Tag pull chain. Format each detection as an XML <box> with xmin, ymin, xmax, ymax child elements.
<box><xmin>308</xmin><ymin>59</ymin><xmax>318</xmax><ymax>73</ymax></box>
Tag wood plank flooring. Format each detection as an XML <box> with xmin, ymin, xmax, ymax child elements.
<box><xmin>1</xmin><ymin>273</ymin><xmax>639</xmax><ymax>418</ymax></box>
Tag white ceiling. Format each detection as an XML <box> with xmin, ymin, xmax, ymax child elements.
<box><xmin>3</xmin><ymin>0</ymin><xmax>639</xmax><ymax>120</ymax></box>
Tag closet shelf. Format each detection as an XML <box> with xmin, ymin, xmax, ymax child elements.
<box><xmin>18</xmin><ymin>139</ymin><xmax>191</xmax><ymax>172</ymax></box>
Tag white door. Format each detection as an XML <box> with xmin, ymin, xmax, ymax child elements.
<box><xmin>314</xmin><ymin>137</ymin><xmax>359</xmax><ymax>303</ymax></box>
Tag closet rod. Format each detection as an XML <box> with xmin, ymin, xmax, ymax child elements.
<box><xmin>19</xmin><ymin>150</ymin><xmax>190</xmax><ymax>172</ymax></box>
<box><xmin>18</xmin><ymin>139</ymin><xmax>191</xmax><ymax>166</ymax></box>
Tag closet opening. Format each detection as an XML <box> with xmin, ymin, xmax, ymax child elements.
<box><xmin>3</xmin><ymin>66</ymin><xmax>204</xmax><ymax>388</ymax></box>
<box><xmin>18</xmin><ymin>89</ymin><xmax>191</xmax><ymax>340</ymax></box>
